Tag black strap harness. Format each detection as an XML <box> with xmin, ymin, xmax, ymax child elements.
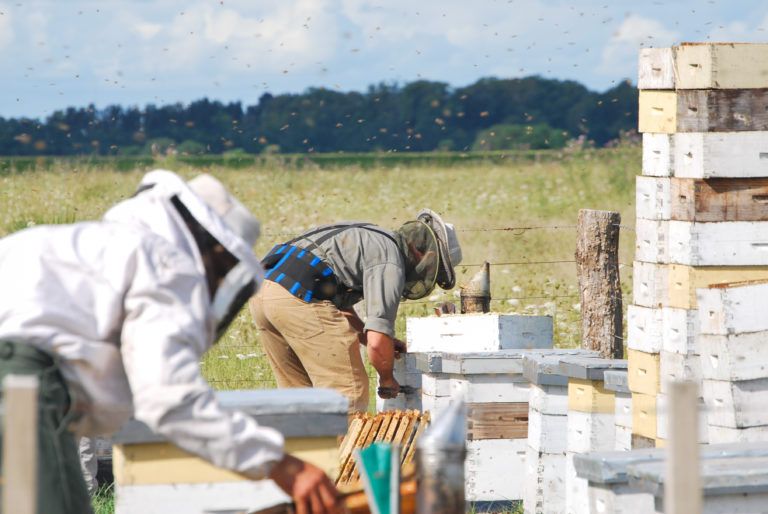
<box><xmin>262</xmin><ymin>223</ymin><xmax>401</xmax><ymax>304</ymax></box>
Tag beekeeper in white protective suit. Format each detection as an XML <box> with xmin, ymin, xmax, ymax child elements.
<box><xmin>0</xmin><ymin>170</ymin><xmax>341</xmax><ymax>514</ymax></box>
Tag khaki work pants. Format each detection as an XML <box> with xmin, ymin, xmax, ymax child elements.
<box><xmin>249</xmin><ymin>280</ymin><xmax>369</xmax><ymax>412</ymax></box>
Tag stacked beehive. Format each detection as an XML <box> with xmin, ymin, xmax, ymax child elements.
<box><xmin>407</xmin><ymin>313</ymin><xmax>554</xmax><ymax>506</ymax></box>
<box><xmin>407</xmin><ymin>313</ymin><xmax>553</xmax><ymax>414</ymax></box>
<box><xmin>559</xmin><ymin>357</ymin><xmax>627</xmax><ymax>514</ymax></box>
<box><xmin>632</xmin><ymin>42</ymin><xmax>768</xmax><ymax>447</ymax></box>
<box><xmin>698</xmin><ymin>281</ymin><xmax>768</xmax><ymax>442</ymax></box>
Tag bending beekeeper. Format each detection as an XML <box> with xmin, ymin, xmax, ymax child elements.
<box><xmin>0</xmin><ymin>170</ymin><xmax>340</xmax><ymax>514</ymax></box>
<box><xmin>249</xmin><ymin>210</ymin><xmax>462</xmax><ymax>412</ymax></box>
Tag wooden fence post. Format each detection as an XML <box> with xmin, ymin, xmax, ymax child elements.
<box><xmin>665</xmin><ymin>381</ymin><xmax>702</xmax><ymax>514</ymax></box>
<box><xmin>575</xmin><ymin>209</ymin><xmax>623</xmax><ymax>358</ymax></box>
<box><xmin>2</xmin><ymin>374</ymin><xmax>39</xmax><ymax>514</ymax></box>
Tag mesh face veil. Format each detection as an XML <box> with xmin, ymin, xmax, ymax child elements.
<box><xmin>397</xmin><ymin>220</ymin><xmax>440</xmax><ymax>300</ymax></box>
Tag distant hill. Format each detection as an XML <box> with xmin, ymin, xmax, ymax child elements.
<box><xmin>0</xmin><ymin>76</ymin><xmax>638</xmax><ymax>156</ymax></box>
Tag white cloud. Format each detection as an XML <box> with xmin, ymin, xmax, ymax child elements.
<box><xmin>706</xmin><ymin>14</ymin><xmax>768</xmax><ymax>42</ymax></box>
<box><xmin>118</xmin><ymin>0</ymin><xmax>339</xmax><ymax>75</ymax></box>
<box><xmin>340</xmin><ymin>0</ymin><xmax>556</xmax><ymax>48</ymax></box>
<box><xmin>599</xmin><ymin>14</ymin><xmax>680</xmax><ymax>78</ymax></box>
<box><xmin>133</xmin><ymin>22</ymin><xmax>162</xmax><ymax>40</ymax></box>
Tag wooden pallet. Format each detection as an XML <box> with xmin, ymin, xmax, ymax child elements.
<box><xmin>335</xmin><ymin>410</ymin><xmax>430</xmax><ymax>486</ymax></box>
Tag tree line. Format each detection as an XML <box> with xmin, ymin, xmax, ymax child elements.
<box><xmin>0</xmin><ymin>76</ymin><xmax>638</xmax><ymax>156</ymax></box>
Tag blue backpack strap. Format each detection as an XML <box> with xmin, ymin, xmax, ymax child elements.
<box><xmin>261</xmin><ymin>244</ymin><xmax>336</xmax><ymax>302</ymax></box>
<box><xmin>261</xmin><ymin>223</ymin><xmax>403</xmax><ymax>303</ymax></box>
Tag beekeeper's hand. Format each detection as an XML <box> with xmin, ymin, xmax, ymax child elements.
<box><xmin>269</xmin><ymin>454</ymin><xmax>342</xmax><ymax>514</ymax></box>
<box><xmin>377</xmin><ymin>376</ymin><xmax>401</xmax><ymax>399</ymax></box>
<box><xmin>393</xmin><ymin>338</ymin><xmax>407</xmax><ymax>359</ymax></box>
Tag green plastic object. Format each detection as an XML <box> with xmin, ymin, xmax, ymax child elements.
<box><xmin>354</xmin><ymin>442</ymin><xmax>400</xmax><ymax>514</ymax></box>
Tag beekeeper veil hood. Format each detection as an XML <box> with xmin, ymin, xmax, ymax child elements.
<box><xmin>396</xmin><ymin>209</ymin><xmax>463</xmax><ymax>300</ymax></box>
<box><xmin>104</xmin><ymin>169</ymin><xmax>263</xmax><ymax>342</ymax></box>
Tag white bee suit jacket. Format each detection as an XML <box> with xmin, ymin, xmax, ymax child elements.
<box><xmin>0</xmin><ymin>170</ymin><xmax>283</xmax><ymax>479</ymax></box>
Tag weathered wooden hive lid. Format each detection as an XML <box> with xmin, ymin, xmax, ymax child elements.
<box><xmin>558</xmin><ymin>357</ymin><xmax>628</xmax><ymax>381</ymax></box>
<box><xmin>603</xmin><ymin>369</ymin><xmax>630</xmax><ymax>393</ymax></box>
<box><xmin>630</xmin><ymin>455</ymin><xmax>768</xmax><ymax>497</ymax></box>
<box><xmin>522</xmin><ymin>349</ymin><xmax>600</xmax><ymax>386</ymax></box>
<box><xmin>575</xmin><ymin>441</ymin><xmax>768</xmax><ymax>486</ymax></box>
<box><xmin>112</xmin><ymin>388</ymin><xmax>349</xmax><ymax>445</ymax></box>
<box><xmin>217</xmin><ymin>387</ymin><xmax>348</xmax><ymax>415</ymax></box>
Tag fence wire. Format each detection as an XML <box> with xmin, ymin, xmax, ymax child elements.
<box><xmin>210</xmin><ymin>219</ymin><xmax>635</xmax><ymax>391</ymax></box>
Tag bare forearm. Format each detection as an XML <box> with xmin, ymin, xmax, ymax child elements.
<box><xmin>366</xmin><ymin>330</ymin><xmax>395</xmax><ymax>381</ymax></box>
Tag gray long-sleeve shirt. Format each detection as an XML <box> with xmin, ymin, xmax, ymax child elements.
<box><xmin>293</xmin><ymin>223</ymin><xmax>406</xmax><ymax>338</ymax></box>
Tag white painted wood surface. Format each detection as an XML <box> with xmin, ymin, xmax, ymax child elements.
<box><xmin>638</xmin><ymin>47</ymin><xmax>675</xmax><ymax>89</ymax></box>
<box><xmin>628</xmin><ymin>304</ymin><xmax>698</xmax><ymax>355</ymax></box>
<box><xmin>523</xmin><ymin>448</ymin><xmax>567</xmax><ymax>514</ymax></box>
<box><xmin>406</xmin><ymin>313</ymin><xmax>553</xmax><ymax>353</ymax></box>
<box><xmin>466</xmin><ymin>438</ymin><xmax>527</xmax><ymax>502</ymax></box>
<box><xmin>636</xmin><ymin>176</ymin><xmax>672</xmax><ymax>220</ymax></box>
<box><xmin>615</xmin><ymin>424</ymin><xmax>633</xmax><ymax>452</ymax></box>
<box><xmin>529</xmin><ymin>383</ymin><xmax>569</xmax><ymax>415</ymax></box>
<box><xmin>668</xmin><ymin>220</ymin><xmax>768</xmax><ymax>266</ymax></box>
<box><xmin>449</xmin><ymin>374</ymin><xmax>529</xmax><ymax>403</ymax></box>
<box><xmin>567</xmin><ymin>411</ymin><xmax>616</xmax><ymax>454</ymax></box>
<box><xmin>699</xmin><ymin>332</ymin><xmax>768</xmax><ymax>381</ymax></box>
<box><xmin>703</xmin><ymin>377</ymin><xmax>768</xmax><ymax>428</ymax></box>
<box><xmin>662</xmin><ymin>307</ymin><xmax>699</xmax><ymax>355</ymax></box>
<box><xmin>528</xmin><ymin>410</ymin><xmax>568</xmax><ymax>453</ymax></box>
<box><xmin>674</xmin><ymin>132</ymin><xmax>768</xmax><ymax>179</ymax></box>
<box><xmin>615</xmin><ymin>392</ymin><xmax>633</xmax><ymax>429</ymax></box>
<box><xmin>565</xmin><ymin>453</ymin><xmax>589</xmax><ymax>514</ymax></box>
<box><xmin>660</xmin><ymin>351</ymin><xmax>702</xmax><ymax>394</ymax></box>
<box><xmin>635</xmin><ymin>219</ymin><xmax>669</xmax><ymax>264</ymax></box>
<box><xmin>588</xmin><ymin>483</ymin><xmax>656</xmax><ymax>514</ymax></box>
<box><xmin>115</xmin><ymin>481</ymin><xmax>290</xmax><ymax>514</ymax></box>
<box><xmin>675</xmin><ymin>43</ymin><xmax>768</xmax><ymax>89</ymax></box>
<box><xmin>638</xmin><ymin>219</ymin><xmax>768</xmax><ymax>266</ymax></box>
<box><xmin>420</xmin><ymin>372</ymin><xmax>452</xmax><ymax>397</ymax></box>
<box><xmin>698</xmin><ymin>281</ymin><xmax>768</xmax><ymax>335</ymax></box>
<box><xmin>633</xmin><ymin>260</ymin><xmax>669</xmax><ymax>308</ymax></box>
<box><xmin>655</xmin><ymin>392</ymin><xmax>709</xmax><ymax>443</ymax></box>
<box><xmin>628</xmin><ymin>304</ymin><xmax>663</xmax><ymax>354</ymax></box>
<box><xmin>707</xmin><ymin>424</ymin><xmax>768</xmax><ymax>444</ymax></box>
<box><xmin>420</xmin><ymin>393</ymin><xmax>452</xmax><ymax>415</ymax></box>
<box><xmin>701</xmin><ymin>493</ymin><xmax>768</xmax><ymax>514</ymax></box>
<box><xmin>642</xmin><ymin>133</ymin><xmax>675</xmax><ymax>177</ymax></box>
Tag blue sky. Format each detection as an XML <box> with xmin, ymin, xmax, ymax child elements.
<box><xmin>1</xmin><ymin>0</ymin><xmax>768</xmax><ymax>119</ymax></box>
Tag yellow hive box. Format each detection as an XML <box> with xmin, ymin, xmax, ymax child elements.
<box><xmin>628</xmin><ymin>349</ymin><xmax>660</xmax><ymax>395</ymax></box>
<box><xmin>114</xmin><ymin>437</ymin><xmax>339</xmax><ymax>486</ymax></box>
<box><xmin>639</xmin><ymin>91</ymin><xmax>677</xmax><ymax>133</ymax></box>
<box><xmin>634</xmin><ymin>261</ymin><xmax>768</xmax><ymax>309</ymax></box>
<box><xmin>638</xmin><ymin>89</ymin><xmax>768</xmax><ymax>134</ymax></box>
<box><xmin>568</xmin><ymin>378</ymin><xmax>615</xmax><ymax>414</ymax></box>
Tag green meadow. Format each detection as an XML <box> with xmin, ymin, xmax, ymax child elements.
<box><xmin>0</xmin><ymin>147</ymin><xmax>639</xmax><ymax>399</ymax></box>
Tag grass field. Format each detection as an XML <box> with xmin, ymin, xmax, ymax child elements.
<box><xmin>0</xmin><ymin>147</ymin><xmax>638</xmax><ymax>513</ymax></box>
<box><xmin>0</xmin><ymin>147</ymin><xmax>639</xmax><ymax>399</ymax></box>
